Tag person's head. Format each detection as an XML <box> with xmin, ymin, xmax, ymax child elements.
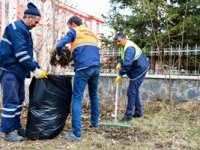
<box><xmin>67</xmin><ymin>16</ymin><xmax>83</xmax><ymax>29</ymax></box>
<box><xmin>23</xmin><ymin>2</ymin><xmax>41</xmax><ymax>29</ymax></box>
<box><xmin>114</xmin><ymin>33</ymin><xmax>127</xmax><ymax>47</ymax></box>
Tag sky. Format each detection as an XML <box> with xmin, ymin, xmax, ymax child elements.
<box><xmin>69</xmin><ymin>0</ymin><xmax>111</xmax><ymax>20</ymax></box>
<box><xmin>68</xmin><ymin>0</ymin><xmax>114</xmax><ymax>36</ymax></box>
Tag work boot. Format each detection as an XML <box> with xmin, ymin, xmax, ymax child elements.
<box><xmin>120</xmin><ymin>116</ymin><xmax>132</xmax><ymax>122</ymax></box>
<box><xmin>132</xmin><ymin>114</ymin><xmax>143</xmax><ymax>118</ymax></box>
<box><xmin>62</xmin><ymin>131</ymin><xmax>81</xmax><ymax>142</ymax></box>
<box><xmin>4</xmin><ymin>130</ymin><xmax>23</xmax><ymax>142</ymax></box>
<box><xmin>17</xmin><ymin>127</ymin><xmax>26</xmax><ymax>137</ymax></box>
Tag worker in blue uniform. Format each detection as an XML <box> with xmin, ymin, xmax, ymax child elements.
<box><xmin>0</xmin><ymin>2</ymin><xmax>47</xmax><ymax>142</ymax></box>
<box><xmin>114</xmin><ymin>33</ymin><xmax>149</xmax><ymax>122</ymax></box>
<box><xmin>55</xmin><ymin>16</ymin><xmax>100</xmax><ymax>141</ymax></box>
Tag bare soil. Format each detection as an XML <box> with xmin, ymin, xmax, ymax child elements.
<box><xmin>0</xmin><ymin>100</ymin><xmax>200</xmax><ymax>150</ymax></box>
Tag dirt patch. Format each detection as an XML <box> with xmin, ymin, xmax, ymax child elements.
<box><xmin>0</xmin><ymin>100</ymin><xmax>200</xmax><ymax>150</ymax></box>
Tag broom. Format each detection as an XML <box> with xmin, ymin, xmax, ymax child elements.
<box><xmin>99</xmin><ymin>83</ymin><xmax>131</xmax><ymax>129</ymax></box>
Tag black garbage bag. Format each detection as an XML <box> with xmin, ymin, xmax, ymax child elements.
<box><xmin>26</xmin><ymin>74</ymin><xmax>72</xmax><ymax>140</ymax></box>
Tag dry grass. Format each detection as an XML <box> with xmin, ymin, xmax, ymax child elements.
<box><xmin>0</xmin><ymin>100</ymin><xmax>200</xmax><ymax>150</ymax></box>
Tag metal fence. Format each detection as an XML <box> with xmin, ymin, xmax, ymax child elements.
<box><xmin>55</xmin><ymin>45</ymin><xmax>200</xmax><ymax>76</ymax></box>
<box><xmin>98</xmin><ymin>45</ymin><xmax>200</xmax><ymax>76</ymax></box>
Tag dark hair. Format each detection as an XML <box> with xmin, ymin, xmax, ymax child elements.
<box><xmin>67</xmin><ymin>16</ymin><xmax>83</xmax><ymax>26</ymax></box>
<box><xmin>114</xmin><ymin>32</ymin><xmax>126</xmax><ymax>40</ymax></box>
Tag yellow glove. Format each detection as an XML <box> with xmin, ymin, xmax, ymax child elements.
<box><xmin>115</xmin><ymin>76</ymin><xmax>122</xmax><ymax>84</ymax></box>
<box><xmin>40</xmin><ymin>70</ymin><xmax>48</xmax><ymax>79</ymax></box>
<box><xmin>115</xmin><ymin>63</ymin><xmax>121</xmax><ymax>71</ymax></box>
<box><xmin>33</xmin><ymin>69</ymin><xmax>48</xmax><ymax>79</ymax></box>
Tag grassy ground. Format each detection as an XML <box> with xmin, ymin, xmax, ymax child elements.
<box><xmin>0</xmin><ymin>100</ymin><xmax>200</xmax><ymax>150</ymax></box>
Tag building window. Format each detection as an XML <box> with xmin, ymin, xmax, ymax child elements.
<box><xmin>85</xmin><ymin>20</ymin><xmax>90</xmax><ymax>28</ymax></box>
<box><xmin>96</xmin><ymin>22</ymin><xmax>99</xmax><ymax>32</ymax></box>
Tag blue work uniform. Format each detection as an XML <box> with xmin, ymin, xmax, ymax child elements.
<box><xmin>119</xmin><ymin>40</ymin><xmax>149</xmax><ymax>118</ymax></box>
<box><xmin>0</xmin><ymin>20</ymin><xmax>39</xmax><ymax>133</ymax></box>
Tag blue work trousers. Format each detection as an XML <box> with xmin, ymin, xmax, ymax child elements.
<box><xmin>0</xmin><ymin>70</ymin><xmax>25</xmax><ymax>133</ymax></box>
<box><xmin>125</xmin><ymin>73</ymin><xmax>146</xmax><ymax>118</ymax></box>
<box><xmin>72</xmin><ymin>67</ymin><xmax>100</xmax><ymax>137</ymax></box>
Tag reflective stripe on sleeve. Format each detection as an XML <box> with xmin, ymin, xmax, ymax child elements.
<box><xmin>15</xmin><ymin>51</ymin><xmax>27</xmax><ymax>57</ymax></box>
<box><xmin>19</xmin><ymin>55</ymin><xmax>30</xmax><ymax>62</ymax></box>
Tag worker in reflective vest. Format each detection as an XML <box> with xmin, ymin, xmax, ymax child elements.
<box><xmin>114</xmin><ymin>32</ymin><xmax>149</xmax><ymax>122</ymax></box>
<box><xmin>55</xmin><ymin>16</ymin><xmax>100</xmax><ymax>141</ymax></box>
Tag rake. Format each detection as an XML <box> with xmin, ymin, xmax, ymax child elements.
<box><xmin>99</xmin><ymin>83</ymin><xmax>131</xmax><ymax>129</ymax></box>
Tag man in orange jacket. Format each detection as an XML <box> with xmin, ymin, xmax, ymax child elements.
<box><xmin>55</xmin><ymin>16</ymin><xmax>100</xmax><ymax>141</ymax></box>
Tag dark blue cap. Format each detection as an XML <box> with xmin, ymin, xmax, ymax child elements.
<box><xmin>24</xmin><ymin>2</ymin><xmax>41</xmax><ymax>17</ymax></box>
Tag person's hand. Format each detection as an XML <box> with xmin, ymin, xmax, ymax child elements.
<box><xmin>56</xmin><ymin>55</ymin><xmax>61</xmax><ymax>61</ymax></box>
<box><xmin>115</xmin><ymin>76</ymin><xmax>122</xmax><ymax>84</ymax></box>
<box><xmin>115</xmin><ymin>63</ymin><xmax>121</xmax><ymax>71</ymax></box>
<box><xmin>33</xmin><ymin>68</ymin><xmax>48</xmax><ymax>79</ymax></box>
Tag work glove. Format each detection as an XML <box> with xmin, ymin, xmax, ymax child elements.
<box><xmin>115</xmin><ymin>63</ymin><xmax>121</xmax><ymax>71</ymax></box>
<box><xmin>33</xmin><ymin>68</ymin><xmax>48</xmax><ymax>79</ymax></box>
<box><xmin>115</xmin><ymin>76</ymin><xmax>122</xmax><ymax>84</ymax></box>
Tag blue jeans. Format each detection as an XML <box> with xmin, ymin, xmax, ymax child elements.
<box><xmin>72</xmin><ymin>67</ymin><xmax>100</xmax><ymax>137</ymax></box>
<box><xmin>125</xmin><ymin>73</ymin><xmax>146</xmax><ymax>118</ymax></box>
<box><xmin>0</xmin><ymin>70</ymin><xmax>25</xmax><ymax>133</ymax></box>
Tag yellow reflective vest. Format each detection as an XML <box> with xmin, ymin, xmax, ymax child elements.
<box><xmin>121</xmin><ymin>40</ymin><xmax>142</xmax><ymax>61</ymax></box>
<box><xmin>70</xmin><ymin>25</ymin><xmax>98</xmax><ymax>52</ymax></box>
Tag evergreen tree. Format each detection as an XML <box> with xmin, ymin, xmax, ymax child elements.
<box><xmin>101</xmin><ymin>0</ymin><xmax>200</xmax><ymax>51</ymax></box>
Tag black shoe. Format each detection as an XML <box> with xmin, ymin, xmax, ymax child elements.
<box><xmin>120</xmin><ymin>116</ymin><xmax>132</xmax><ymax>122</ymax></box>
<box><xmin>89</xmin><ymin>124</ymin><xmax>98</xmax><ymax>128</ymax></box>
<box><xmin>17</xmin><ymin>128</ymin><xmax>26</xmax><ymax>137</ymax></box>
<box><xmin>132</xmin><ymin>114</ymin><xmax>143</xmax><ymax>118</ymax></box>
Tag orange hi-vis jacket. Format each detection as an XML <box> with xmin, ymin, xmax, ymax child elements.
<box><xmin>70</xmin><ymin>25</ymin><xmax>98</xmax><ymax>52</ymax></box>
